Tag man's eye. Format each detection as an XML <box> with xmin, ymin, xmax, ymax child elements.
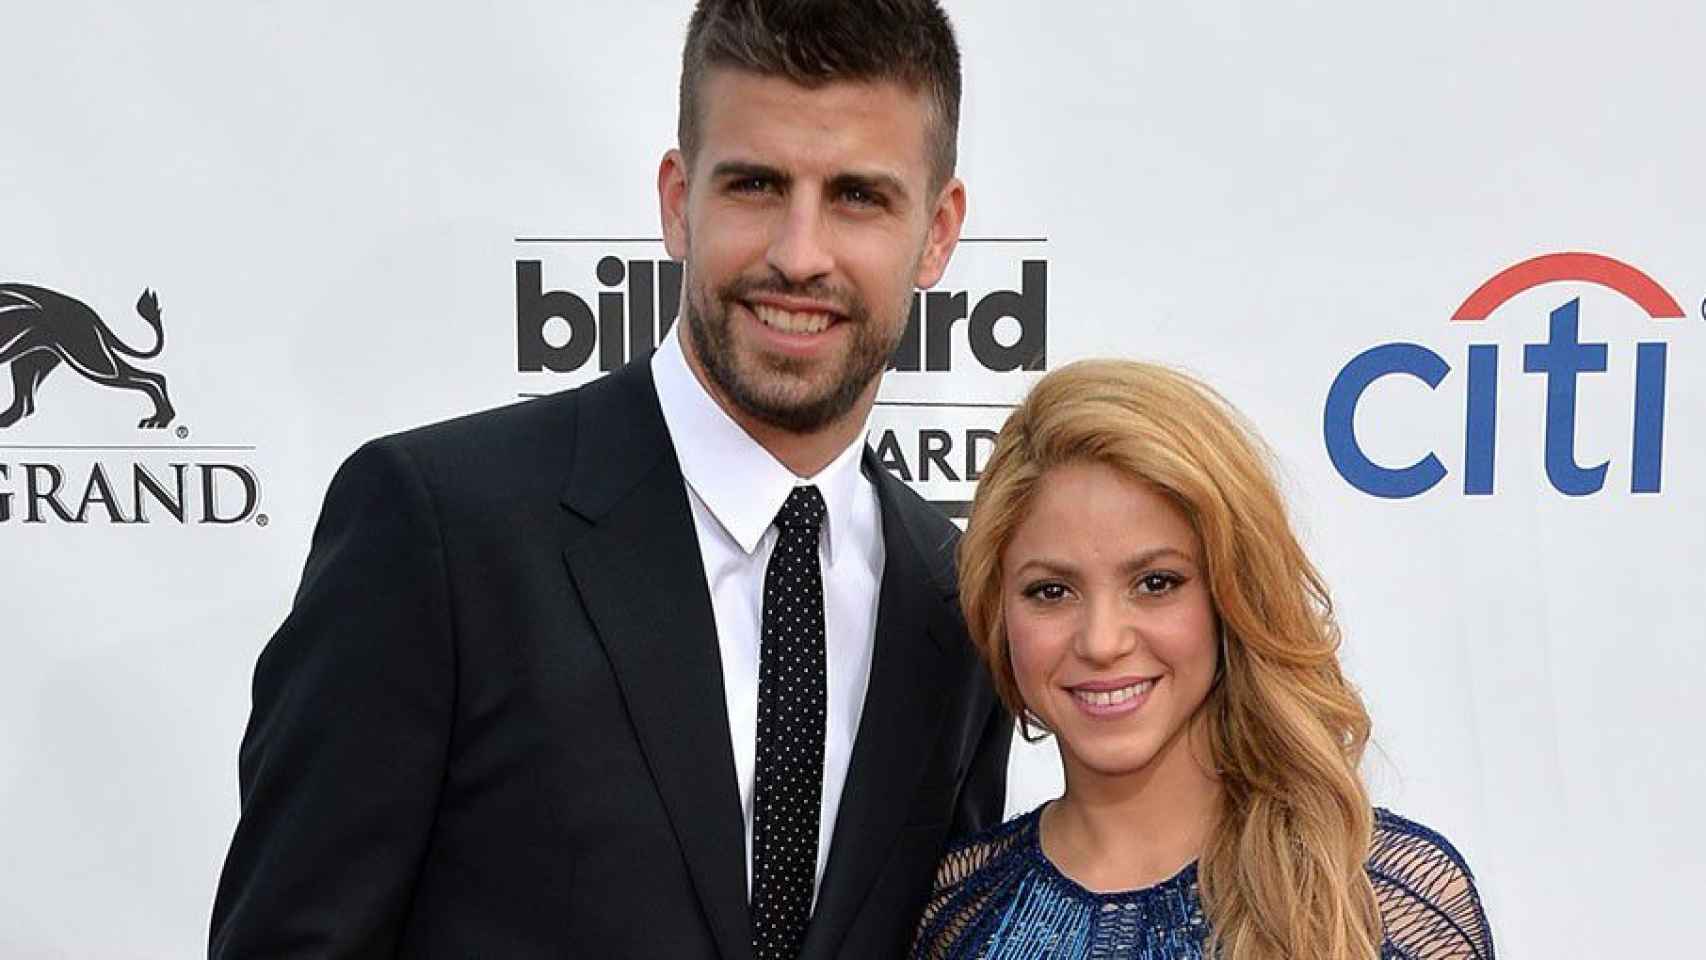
<box><xmin>840</xmin><ymin>186</ymin><xmax>884</xmax><ymax>207</ymax></box>
<box><xmin>729</xmin><ymin>177</ymin><xmax>776</xmax><ymax>194</ymax></box>
<box><xmin>1136</xmin><ymin>573</ymin><xmax>1182</xmax><ymax>596</ymax></box>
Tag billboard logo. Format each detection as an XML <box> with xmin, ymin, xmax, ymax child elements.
<box><xmin>1</xmin><ymin>284</ymin><xmax>176</xmax><ymax>430</ymax></box>
<box><xmin>517</xmin><ymin>255</ymin><xmax>1046</xmax><ymax>374</ymax></box>
<box><xmin>1324</xmin><ymin>252</ymin><xmax>1685</xmax><ymax>498</ymax></box>
<box><xmin>512</xmin><ymin>236</ymin><xmax>1051</xmax><ymax>518</ymax></box>
<box><xmin>517</xmin><ymin>258</ymin><xmax>684</xmax><ymax>374</ymax></box>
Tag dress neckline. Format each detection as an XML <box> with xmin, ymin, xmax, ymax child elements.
<box><xmin>1022</xmin><ymin>803</ymin><xmax>1202</xmax><ymax>906</ymax></box>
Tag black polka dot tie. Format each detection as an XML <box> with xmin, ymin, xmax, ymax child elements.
<box><xmin>750</xmin><ymin>485</ymin><xmax>828</xmax><ymax>960</ymax></box>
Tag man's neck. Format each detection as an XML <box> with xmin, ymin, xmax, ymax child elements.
<box><xmin>725</xmin><ymin>393</ymin><xmax>875</xmax><ymax>478</ymax></box>
<box><xmin>678</xmin><ymin>333</ymin><xmax>876</xmax><ymax>479</ymax></box>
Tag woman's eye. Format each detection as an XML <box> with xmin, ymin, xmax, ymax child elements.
<box><xmin>1136</xmin><ymin>573</ymin><xmax>1182</xmax><ymax>595</ymax></box>
<box><xmin>1024</xmin><ymin>581</ymin><xmax>1070</xmax><ymax>602</ymax></box>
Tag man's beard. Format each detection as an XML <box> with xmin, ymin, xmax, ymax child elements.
<box><xmin>684</xmin><ymin>271</ymin><xmax>906</xmax><ymax>434</ymax></box>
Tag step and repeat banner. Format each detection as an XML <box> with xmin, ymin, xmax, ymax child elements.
<box><xmin>3</xmin><ymin>2</ymin><xmax>1701</xmax><ymax>956</ymax></box>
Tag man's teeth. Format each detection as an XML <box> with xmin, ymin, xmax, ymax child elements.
<box><xmin>1073</xmin><ymin>680</ymin><xmax>1155</xmax><ymax>707</ymax></box>
<box><xmin>752</xmin><ymin>303</ymin><xmax>833</xmax><ymax>334</ymax></box>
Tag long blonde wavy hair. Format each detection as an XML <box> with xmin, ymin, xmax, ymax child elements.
<box><xmin>959</xmin><ymin>359</ymin><xmax>1382</xmax><ymax>960</ymax></box>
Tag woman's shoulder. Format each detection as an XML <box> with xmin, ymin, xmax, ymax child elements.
<box><xmin>929</xmin><ymin>806</ymin><xmax>1041</xmax><ymax>895</ymax></box>
<box><xmin>1367</xmin><ymin>808</ymin><xmax>1496</xmax><ymax>960</ymax></box>
<box><xmin>1371</xmin><ymin>809</ymin><xmax>1477</xmax><ymax>875</ymax></box>
<box><xmin>910</xmin><ymin>807</ymin><xmax>1044</xmax><ymax>959</ymax></box>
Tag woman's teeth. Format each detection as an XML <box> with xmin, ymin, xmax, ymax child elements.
<box><xmin>1073</xmin><ymin>680</ymin><xmax>1155</xmax><ymax>707</ymax></box>
<box><xmin>752</xmin><ymin>302</ymin><xmax>833</xmax><ymax>334</ymax></box>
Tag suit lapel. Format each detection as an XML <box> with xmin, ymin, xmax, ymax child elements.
<box><xmin>800</xmin><ymin>456</ymin><xmax>956</xmax><ymax>959</ymax></box>
<box><xmin>560</xmin><ymin>360</ymin><xmax>754</xmax><ymax>960</ymax></box>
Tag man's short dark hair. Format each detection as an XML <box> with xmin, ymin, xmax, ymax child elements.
<box><xmin>679</xmin><ymin>0</ymin><xmax>962</xmax><ymax>191</ymax></box>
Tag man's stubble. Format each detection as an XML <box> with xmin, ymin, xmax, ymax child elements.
<box><xmin>682</xmin><ymin>264</ymin><xmax>915</xmax><ymax>434</ymax></box>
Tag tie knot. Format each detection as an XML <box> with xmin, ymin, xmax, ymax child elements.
<box><xmin>775</xmin><ymin>484</ymin><xmax>827</xmax><ymax>535</ymax></box>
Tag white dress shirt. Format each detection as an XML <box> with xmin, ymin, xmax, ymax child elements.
<box><xmin>651</xmin><ymin>323</ymin><xmax>885</xmax><ymax>902</ymax></box>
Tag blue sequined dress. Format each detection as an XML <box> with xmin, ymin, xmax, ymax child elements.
<box><xmin>912</xmin><ymin>806</ymin><xmax>1493</xmax><ymax>960</ymax></box>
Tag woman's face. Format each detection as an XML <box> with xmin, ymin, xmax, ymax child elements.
<box><xmin>1001</xmin><ymin>460</ymin><xmax>1220</xmax><ymax>785</ymax></box>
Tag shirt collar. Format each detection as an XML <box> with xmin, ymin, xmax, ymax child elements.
<box><xmin>652</xmin><ymin>322</ymin><xmax>871</xmax><ymax>563</ymax></box>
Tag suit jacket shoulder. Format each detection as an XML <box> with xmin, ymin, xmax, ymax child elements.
<box><xmin>865</xmin><ymin>460</ymin><xmax>963</xmax><ymax>602</ymax></box>
<box><xmin>360</xmin><ymin>357</ymin><xmax>666</xmax><ymax>520</ymax></box>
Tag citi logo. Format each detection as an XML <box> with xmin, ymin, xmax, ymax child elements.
<box><xmin>1324</xmin><ymin>253</ymin><xmax>1686</xmax><ymax>498</ymax></box>
<box><xmin>516</xmin><ymin>256</ymin><xmax>1047</xmax><ymax>373</ymax></box>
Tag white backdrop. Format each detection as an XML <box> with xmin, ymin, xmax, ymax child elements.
<box><xmin>3</xmin><ymin>2</ymin><xmax>1702</xmax><ymax>956</ymax></box>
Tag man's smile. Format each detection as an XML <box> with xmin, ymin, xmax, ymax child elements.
<box><xmin>742</xmin><ymin>293</ymin><xmax>847</xmax><ymax>336</ymax></box>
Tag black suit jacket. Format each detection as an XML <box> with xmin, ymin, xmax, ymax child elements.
<box><xmin>210</xmin><ymin>356</ymin><xmax>1011</xmax><ymax>958</ymax></box>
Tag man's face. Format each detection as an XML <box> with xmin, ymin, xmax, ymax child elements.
<box><xmin>660</xmin><ymin>68</ymin><xmax>964</xmax><ymax>433</ymax></box>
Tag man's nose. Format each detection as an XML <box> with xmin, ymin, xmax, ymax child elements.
<box><xmin>766</xmin><ymin>193</ymin><xmax>835</xmax><ymax>285</ymax></box>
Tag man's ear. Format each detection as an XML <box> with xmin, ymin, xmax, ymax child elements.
<box><xmin>659</xmin><ymin>149</ymin><xmax>691</xmax><ymax>260</ymax></box>
<box><xmin>913</xmin><ymin>176</ymin><xmax>967</xmax><ymax>289</ymax></box>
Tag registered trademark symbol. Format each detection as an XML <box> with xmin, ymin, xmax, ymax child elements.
<box><xmin>256</xmin><ymin>513</ymin><xmax>269</xmax><ymax>527</ymax></box>
<box><xmin>176</xmin><ymin>426</ymin><xmax>189</xmax><ymax>439</ymax></box>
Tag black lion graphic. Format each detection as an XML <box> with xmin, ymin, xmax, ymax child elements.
<box><xmin>0</xmin><ymin>283</ymin><xmax>175</xmax><ymax>429</ymax></box>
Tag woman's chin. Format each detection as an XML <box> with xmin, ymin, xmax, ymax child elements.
<box><xmin>1057</xmin><ymin>733</ymin><xmax>1164</xmax><ymax>783</ymax></box>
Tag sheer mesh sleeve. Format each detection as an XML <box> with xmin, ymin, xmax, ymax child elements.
<box><xmin>1369</xmin><ymin>810</ymin><xmax>1495</xmax><ymax>960</ymax></box>
<box><xmin>909</xmin><ymin>823</ymin><xmax>1027</xmax><ymax>960</ymax></box>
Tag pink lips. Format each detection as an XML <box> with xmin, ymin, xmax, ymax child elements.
<box><xmin>1066</xmin><ymin>676</ymin><xmax>1158</xmax><ymax>719</ymax></box>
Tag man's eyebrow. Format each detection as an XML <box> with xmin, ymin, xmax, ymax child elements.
<box><xmin>709</xmin><ymin>160</ymin><xmax>790</xmax><ymax>185</ymax></box>
<box><xmin>828</xmin><ymin>170</ymin><xmax>912</xmax><ymax>205</ymax></box>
